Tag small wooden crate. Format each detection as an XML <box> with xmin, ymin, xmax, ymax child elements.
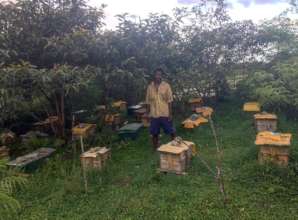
<box><xmin>255</xmin><ymin>132</ymin><xmax>291</xmax><ymax>166</ymax></box>
<box><xmin>189</xmin><ymin>98</ymin><xmax>203</xmax><ymax>112</ymax></box>
<box><xmin>0</xmin><ymin>146</ymin><xmax>9</xmax><ymax>159</ymax></box>
<box><xmin>72</xmin><ymin>123</ymin><xmax>96</xmax><ymax>138</ymax></box>
<box><xmin>157</xmin><ymin>145</ymin><xmax>186</xmax><ymax>175</ymax></box>
<box><xmin>80</xmin><ymin>147</ymin><xmax>111</xmax><ymax>171</ymax></box>
<box><xmin>243</xmin><ymin>102</ymin><xmax>261</xmax><ymax>112</ymax></box>
<box><xmin>254</xmin><ymin>113</ymin><xmax>277</xmax><ymax>132</ymax></box>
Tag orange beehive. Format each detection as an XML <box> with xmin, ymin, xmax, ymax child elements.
<box><xmin>104</xmin><ymin>113</ymin><xmax>121</xmax><ymax>126</ymax></box>
<box><xmin>243</xmin><ymin>102</ymin><xmax>261</xmax><ymax>112</ymax></box>
<box><xmin>80</xmin><ymin>147</ymin><xmax>111</xmax><ymax>171</ymax></box>
<box><xmin>255</xmin><ymin>131</ymin><xmax>291</xmax><ymax>166</ymax></box>
<box><xmin>182</xmin><ymin>114</ymin><xmax>208</xmax><ymax>129</ymax></box>
<box><xmin>189</xmin><ymin>97</ymin><xmax>203</xmax><ymax>111</ymax></box>
<box><xmin>72</xmin><ymin>123</ymin><xmax>96</xmax><ymax>138</ymax></box>
<box><xmin>254</xmin><ymin>112</ymin><xmax>277</xmax><ymax>132</ymax></box>
<box><xmin>195</xmin><ymin>106</ymin><xmax>214</xmax><ymax>118</ymax></box>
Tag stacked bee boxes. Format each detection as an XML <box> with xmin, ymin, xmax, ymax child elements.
<box><xmin>254</xmin><ymin>113</ymin><xmax>277</xmax><ymax>132</ymax></box>
<box><xmin>255</xmin><ymin>132</ymin><xmax>291</xmax><ymax>166</ymax></box>
<box><xmin>157</xmin><ymin>138</ymin><xmax>196</xmax><ymax>174</ymax></box>
<box><xmin>80</xmin><ymin>147</ymin><xmax>111</xmax><ymax>171</ymax></box>
<box><xmin>112</xmin><ymin>101</ymin><xmax>127</xmax><ymax>112</ymax></box>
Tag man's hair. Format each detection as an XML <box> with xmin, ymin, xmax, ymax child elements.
<box><xmin>154</xmin><ymin>68</ymin><xmax>164</xmax><ymax>75</ymax></box>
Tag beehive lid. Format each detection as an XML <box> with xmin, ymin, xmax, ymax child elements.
<box><xmin>255</xmin><ymin>131</ymin><xmax>292</xmax><ymax>146</ymax></box>
<box><xmin>7</xmin><ymin>148</ymin><xmax>56</xmax><ymax>167</ymax></box>
<box><xmin>135</xmin><ymin>108</ymin><xmax>147</xmax><ymax>114</ymax></box>
<box><xmin>196</xmin><ymin>106</ymin><xmax>214</xmax><ymax>115</ymax></box>
<box><xmin>119</xmin><ymin>123</ymin><xmax>143</xmax><ymax>133</ymax></box>
<box><xmin>81</xmin><ymin>147</ymin><xmax>110</xmax><ymax>158</ymax></box>
<box><xmin>128</xmin><ymin>105</ymin><xmax>142</xmax><ymax>110</ymax></box>
<box><xmin>243</xmin><ymin>102</ymin><xmax>261</xmax><ymax>112</ymax></box>
<box><xmin>189</xmin><ymin>97</ymin><xmax>203</xmax><ymax>104</ymax></box>
<box><xmin>72</xmin><ymin>123</ymin><xmax>96</xmax><ymax>136</ymax></box>
<box><xmin>157</xmin><ymin>145</ymin><xmax>185</xmax><ymax>154</ymax></box>
<box><xmin>254</xmin><ymin>112</ymin><xmax>277</xmax><ymax>120</ymax></box>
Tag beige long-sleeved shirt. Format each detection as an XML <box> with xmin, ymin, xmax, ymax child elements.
<box><xmin>145</xmin><ymin>81</ymin><xmax>173</xmax><ymax>118</ymax></box>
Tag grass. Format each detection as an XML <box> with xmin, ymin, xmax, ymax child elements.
<box><xmin>15</xmin><ymin>99</ymin><xmax>298</xmax><ymax>219</ymax></box>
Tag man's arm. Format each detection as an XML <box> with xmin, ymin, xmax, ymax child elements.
<box><xmin>167</xmin><ymin>84</ymin><xmax>173</xmax><ymax>121</ymax></box>
<box><xmin>145</xmin><ymin>86</ymin><xmax>151</xmax><ymax>115</ymax></box>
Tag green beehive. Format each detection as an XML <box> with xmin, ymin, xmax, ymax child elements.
<box><xmin>118</xmin><ymin>123</ymin><xmax>143</xmax><ymax>140</ymax></box>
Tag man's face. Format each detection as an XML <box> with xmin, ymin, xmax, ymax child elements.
<box><xmin>154</xmin><ymin>71</ymin><xmax>162</xmax><ymax>83</ymax></box>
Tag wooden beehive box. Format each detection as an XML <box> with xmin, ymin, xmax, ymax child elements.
<box><xmin>0</xmin><ymin>146</ymin><xmax>9</xmax><ymax>159</ymax></box>
<box><xmin>134</xmin><ymin>108</ymin><xmax>147</xmax><ymax>121</ymax></box>
<box><xmin>189</xmin><ymin>98</ymin><xmax>203</xmax><ymax>112</ymax></box>
<box><xmin>255</xmin><ymin>132</ymin><xmax>291</xmax><ymax>166</ymax></box>
<box><xmin>254</xmin><ymin>113</ymin><xmax>277</xmax><ymax>132</ymax></box>
<box><xmin>243</xmin><ymin>102</ymin><xmax>261</xmax><ymax>112</ymax></box>
<box><xmin>80</xmin><ymin>147</ymin><xmax>111</xmax><ymax>171</ymax></box>
<box><xmin>72</xmin><ymin>123</ymin><xmax>96</xmax><ymax>138</ymax></box>
<box><xmin>182</xmin><ymin>114</ymin><xmax>208</xmax><ymax>129</ymax></box>
<box><xmin>195</xmin><ymin>106</ymin><xmax>214</xmax><ymax>118</ymax></box>
<box><xmin>112</xmin><ymin>101</ymin><xmax>127</xmax><ymax>111</ymax></box>
<box><xmin>157</xmin><ymin>145</ymin><xmax>187</xmax><ymax>175</ymax></box>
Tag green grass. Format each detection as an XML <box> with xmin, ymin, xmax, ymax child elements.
<box><xmin>15</xmin><ymin>99</ymin><xmax>298</xmax><ymax>219</ymax></box>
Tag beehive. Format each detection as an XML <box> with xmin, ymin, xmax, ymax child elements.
<box><xmin>157</xmin><ymin>145</ymin><xmax>187</xmax><ymax>174</ymax></box>
<box><xmin>189</xmin><ymin>98</ymin><xmax>203</xmax><ymax>112</ymax></box>
<box><xmin>80</xmin><ymin>147</ymin><xmax>111</xmax><ymax>171</ymax></box>
<box><xmin>195</xmin><ymin>107</ymin><xmax>214</xmax><ymax>118</ymax></box>
<box><xmin>167</xmin><ymin>139</ymin><xmax>195</xmax><ymax>166</ymax></box>
<box><xmin>72</xmin><ymin>123</ymin><xmax>96</xmax><ymax>138</ymax></box>
<box><xmin>134</xmin><ymin>108</ymin><xmax>147</xmax><ymax>121</ymax></box>
<box><xmin>112</xmin><ymin>101</ymin><xmax>127</xmax><ymax>111</ymax></box>
<box><xmin>118</xmin><ymin>123</ymin><xmax>143</xmax><ymax>140</ymax></box>
<box><xmin>254</xmin><ymin>113</ymin><xmax>277</xmax><ymax>132</ymax></box>
<box><xmin>127</xmin><ymin>105</ymin><xmax>142</xmax><ymax>116</ymax></box>
<box><xmin>0</xmin><ymin>146</ymin><xmax>9</xmax><ymax>159</ymax></box>
<box><xmin>243</xmin><ymin>102</ymin><xmax>261</xmax><ymax>112</ymax></box>
<box><xmin>182</xmin><ymin>114</ymin><xmax>208</xmax><ymax>129</ymax></box>
<box><xmin>141</xmin><ymin>114</ymin><xmax>150</xmax><ymax>127</ymax></box>
<box><xmin>255</xmin><ymin>131</ymin><xmax>291</xmax><ymax>166</ymax></box>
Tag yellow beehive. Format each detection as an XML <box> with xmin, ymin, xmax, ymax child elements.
<box><xmin>189</xmin><ymin>97</ymin><xmax>203</xmax><ymax>111</ymax></box>
<box><xmin>112</xmin><ymin>101</ymin><xmax>127</xmax><ymax>111</ymax></box>
<box><xmin>72</xmin><ymin>123</ymin><xmax>96</xmax><ymax>138</ymax></box>
<box><xmin>182</xmin><ymin>115</ymin><xmax>208</xmax><ymax>129</ymax></box>
<box><xmin>195</xmin><ymin>106</ymin><xmax>214</xmax><ymax>118</ymax></box>
<box><xmin>254</xmin><ymin>112</ymin><xmax>277</xmax><ymax>132</ymax></box>
<box><xmin>255</xmin><ymin>131</ymin><xmax>291</xmax><ymax>166</ymax></box>
<box><xmin>243</xmin><ymin>102</ymin><xmax>261</xmax><ymax>112</ymax></box>
<box><xmin>80</xmin><ymin>147</ymin><xmax>111</xmax><ymax>171</ymax></box>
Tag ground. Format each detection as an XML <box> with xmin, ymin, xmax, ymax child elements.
<box><xmin>16</xmin><ymin>99</ymin><xmax>298</xmax><ymax>220</ymax></box>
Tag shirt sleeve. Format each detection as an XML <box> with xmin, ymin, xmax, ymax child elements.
<box><xmin>167</xmin><ymin>84</ymin><xmax>173</xmax><ymax>103</ymax></box>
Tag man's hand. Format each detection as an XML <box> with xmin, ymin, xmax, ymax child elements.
<box><xmin>168</xmin><ymin>114</ymin><xmax>173</xmax><ymax>122</ymax></box>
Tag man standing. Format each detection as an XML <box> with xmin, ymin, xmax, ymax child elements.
<box><xmin>146</xmin><ymin>68</ymin><xmax>176</xmax><ymax>149</ymax></box>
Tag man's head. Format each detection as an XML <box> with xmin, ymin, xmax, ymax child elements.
<box><xmin>153</xmin><ymin>68</ymin><xmax>164</xmax><ymax>84</ymax></box>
